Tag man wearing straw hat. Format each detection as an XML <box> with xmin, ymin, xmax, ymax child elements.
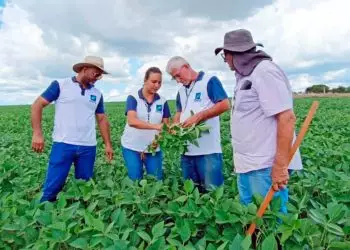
<box><xmin>215</xmin><ymin>29</ymin><xmax>303</xmax><ymax>213</ymax></box>
<box><xmin>31</xmin><ymin>56</ymin><xmax>114</xmax><ymax>202</ymax></box>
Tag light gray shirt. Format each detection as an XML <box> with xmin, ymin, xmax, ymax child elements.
<box><xmin>231</xmin><ymin>60</ymin><xmax>303</xmax><ymax>173</ymax></box>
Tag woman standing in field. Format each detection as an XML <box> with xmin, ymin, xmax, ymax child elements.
<box><xmin>121</xmin><ymin>67</ymin><xmax>171</xmax><ymax>180</ymax></box>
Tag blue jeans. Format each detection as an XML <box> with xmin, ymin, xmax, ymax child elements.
<box><xmin>122</xmin><ymin>147</ymin><xmax>163</xmax><ymax>181</ymax></box>
<box><xmin>41</xmin><ymin>142</ymin><xmax>96</xmax><ymax>202</ymax></box>
<box><xmin>181</xmin><ymin>153</ymin><xmax>224</xmax><ymax>190</ymax></box>
<box><xmin>237</xmin><ymin>167</ymin><xmax>288</xmax><ymax>214</ymax></box>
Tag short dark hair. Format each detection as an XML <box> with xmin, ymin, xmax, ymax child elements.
<box><xmin>144</xmin><ymin>67</ymin><xmax>162</xmax><ymax>81</ymax></box>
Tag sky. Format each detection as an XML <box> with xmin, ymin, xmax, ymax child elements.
<box><xmin>0</xmin><ymin>0</ymin><xmax>350</xmax><ymax>105</ymax></box>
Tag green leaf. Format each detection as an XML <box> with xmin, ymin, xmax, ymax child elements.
<box><xmin>217</xmin><ymin>241</ymin><xmax>229</xmax><ymax>250</ymax></box>
<box><xmin>151</xmin><ymin>221</ymin><xmax>166</xmax><ymax>239</ymax></box>
<box><xmin>166</xmin><ymin>238</ymin><xmax>182</xmax><ymax>247</ymax></box>
<box><xmin>215</xmin><ymin>186</ymin><xmax>224</xmax><ymax>200</ymax></box>
<box><xmin>175</xmin><ymin>195</ymin><xmax>188</xmax><ymax>203</ymax></box>
<box><xmin>61</xmin><ymin>205</ymin><xmax>78</xmax><ymax>221</ymax></box>
<box><xmin>179</xmin><ymin>220</ymin><xmax>191</xmax><ymax>243</ymax></box>
<box><xmin>215</xmin><ymin>210</ymin><xmax>230</xmax><ymax>224</ymax></box>
<box><xmin>148</xmin><ymin>207</ymin><xmax>162</xmax><ymax>215</ymax></box>
<box><xmin>106</xmin><ymin>240</ymin><xmax>129</xmax><ymax>250</ymax></box>
<box><xmin>137</xmin><ymin>231</ymin><xmax>152</xmax><ymax>243</ymax></box>
<box><xmin>328</xmin><ymin>241</ymin><xmax>350</xmax><ymax>249</ymax></box>
<box><xmin>326</xmin><ymin>223</ymin><xmax>345</xmax><ymax>236</ymax></box>
<box><xmin>309</xmin><ymin>209</ymin><xmax>327</xmax><ymax>225</ymax></box>
<box><xmin>69</xmin><ymin>238</ymin><xmax>88</xmax><ymax>249</ymax></box>
<box><xmin>140</xmin><ymin>179</ymin><xmax>147</xmax><ymax>187</ymax></box>
<box><xmin>229</xmin><ymin>234</ymin><xmax>243</xmax><ymax>250</ymax></box>
<box><xmin>84</xmin><ymin>212</ymin><xmax>95</xmax><ymax>227</ymax></box>
<box><xmin>184</xmin><ymin>180</ymin><xmax>194</xmax><ymax>194</ymax></box>
<box><xmin>87</xmin><ymin>201</ymin><xmax>99</xmax><ymax>212</ymax></box>
<box><xmin>2</xmin><ymin>223</ymin><xmax>21</xmax><ymax>231</ymax></box>
<box><xmin>35</xmin><ymin>211</ymin><xmax>52</xmax><ymax>226</ymax></box>
<box><xmin>194</xmin><ymin>237</ymin><xmax>206</xmax><ymax>249</ymax></box>
<box><xmin>112</xmin><ymin>208</ymin><xmax>127</xmax><ymax>228</ymax></box>
<box><xmin>105</xmin><ymin>221</ymin><xmax>115</xmax><ymax>234</ymax></box>
<box><xmin>261</xmin><ymin>234</ymin><xmax>277</xmax><ymax>250</ymax></box>
<box><xmin>57</xmin><ymin>194</ymin><xmax>67</xmax><ymax>209</ymax></box>
<box><xmin>93</xmin><ymin>218</ymin><xmax>105</xmax><ymax>232</ymax></box>
<box><xmin>51</xmin><ymin>229</ymin><xmax>71</xmax><ymax>242</ymax></box>
<box><xmin>49</xmin><ymin>222</ymin><xmax>66</xmax><ymax>231</ymax></box>
<box><xmin>241</xmin><ymin>235</ymin><xmax>251</xmax><ymax>250</ymax></box>
<box><xmin>327</xmin><ymin>203</ymin><xmax>346</xmax><ymax>223</ymax></box>
<box><xmin>147</xmin><ymin>237</ymin><xmax>166</xmax><ymax>250</ymax></box>
<box><xmin>207</xmin><ymin>243</ymin><xmax>217</xmax><ymax>250</ymax></box>
<box><xmin>280</xmin><ymin>229</ymin><xmax>293</xmax><ymax>243</ymax></box>
<box><xmin>122</xmin><ymin>228</ymin><xmax>133</xmax><ymax>241</ymax></box>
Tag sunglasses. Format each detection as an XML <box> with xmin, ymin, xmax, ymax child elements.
<box><xmin>220</xmin><ymin>52</ymin><xmax>227</xmax><ymax>62</ymax></box>
<box><xmin>92</xmin><ymin>71</ymin><xmax>103</xmax><ymax>80</ymax></box>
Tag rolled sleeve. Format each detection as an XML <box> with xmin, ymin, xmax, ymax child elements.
<box><xmin>125</xmin><ymin>95</ymin><xmax>137</xmax><ymax>115</ymax></box>
<box><xmin>95</xmin><ymin>95</ymin><xmax>105</xmax><ymax>114</ymax></box>
<box><xmin>41</xmin><ymin>80</ymin><xmax>60</xmax><ymax>102</ymax></box>
<box><xmin>255</xmin><ymin>67</ymin><xmax>293</xmax><ymax>117</ymax></box>
<box><xmin>163</xmin><ymin>101</ymin><xmax>171</xmax><ymax>118</ymax></box>
<box><xmin>176</xmin><ymin>92</ymin><xmax>182</xmax><ymax>112</ymax></box>
<box><xmin>207</xmin><ymin>76</ymin><xmax>228</xmax><ymax>104</ymax></box>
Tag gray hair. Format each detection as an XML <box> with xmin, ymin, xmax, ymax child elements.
<box><xmin>165</xmin><ymin>56</ymin><xmax>189</xmax><ymax>74</ymax></box>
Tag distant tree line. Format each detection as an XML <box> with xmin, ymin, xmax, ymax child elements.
<box><xmin>305</xmin><ymin>84</ymin><xmax>350</xmax><ymax>93</ymax></box>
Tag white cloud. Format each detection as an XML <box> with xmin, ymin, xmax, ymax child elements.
<box><xmin>323</xmin><ymin>69</ymin><xmax>348</xmax><ymax>81</ymax></box>
<box><xmin>289</xmin><ymin>74</ymin><xmax>316</xmax><ymax>92</ymax></box>
<box><xmin>105</xmin><ymin>89</ymin><xmax>121</xmax><ymax>101</ymax></box>
<box><xmin>1</xmin><ymin>0</ymin><xmax>350</xmax><ymax>105</ymax></box>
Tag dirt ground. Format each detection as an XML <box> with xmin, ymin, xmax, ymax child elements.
<box><xmin>293</xmin><ymin>93</ymin><xmax>350</xmax><ymax>98</ymax></box>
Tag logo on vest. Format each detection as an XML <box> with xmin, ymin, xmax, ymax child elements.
<box><xmin>156</xmin><ymin>104</ymin><xmax>163</xmax><ymax>112</ymax></box>
<box><xmin>194</xmin><ymin>92</ymin><xmax>201</xmax><ymax>102</ymax></box>
<box><xmin>90</xmin><ymin>95</ymin><xmax>97</xmax><ymax>103</ymax></box>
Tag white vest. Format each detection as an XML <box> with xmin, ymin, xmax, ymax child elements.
<box><xmin>53</xmin><ymin>78</ymin><xmax>102</xmax><ymax>146</ymax></box>
<box><xmin>178</xmin><ymin>74</ymin><xmax>222</xmax><ymax>156</ymax></box>
<box><xmin>121</xmin><ymin>92</ymin><xmax>167</xmax><ymax>152</ymax></box>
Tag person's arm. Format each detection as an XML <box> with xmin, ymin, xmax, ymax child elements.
<box><xmin>127</xmin><ymin>111</ymin><xmax>162</xmax><ymax>130</ymax></box>
<box><xmin>162</xmin><ymin>101</ymin><xmax>171</xmax><ymax>125</ymax></box>
<box><xmin>31</xmin><ymin>97</ymin><xmax>50</xmax><ymax>152</ymax></box>
<box><xmin>95</xmin><ymin>95</ymin><xmax>113</xmax><ymax>162</ymax></box>
<box><xmin>96</xmin><ymin>115</ymin><xmax>113</xmax><ymax>163</ymax></box>
<box><xmin>173</xmin><ymin>112</ymin><xmax>181</xmax><ymax>124</ymax></box>
<box><xmin>182</xmin><ymin>76</ymin><xmax>230</xmax><ymax>128</ymax></box>
<box><xmin>272</xmin><ymin>109</ymin><xmax>296</xmax><ymax>190</ymax></box>
<box><xmin>31</xmin><ymin>81</ymin><xmax>60</xmax><ymax>153</ymax></box>
<box><xmin>125</xmin><ymin>95</ymin><xmax>162</xmax><ymax>130</ymax></box>
<box><xmin>254</xmin><ymin>66</ymin><xmax>295</xmax><ymax>190</ymax></box>
<box><xmin>172</xmin><ymin>92</ymin><xmax>182</xmax><ymax>125</ymax></box>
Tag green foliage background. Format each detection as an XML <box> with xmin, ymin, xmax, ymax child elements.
<box><xmin>0</xmin><ymin>97</ymin><xmax>349</xmax><ymax>249</ymax></box>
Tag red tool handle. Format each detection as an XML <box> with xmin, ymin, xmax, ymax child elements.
<box><xmin>246</xmin><ymin>101</ymin><xmax>319</xmax><ymax>235</ymax></box>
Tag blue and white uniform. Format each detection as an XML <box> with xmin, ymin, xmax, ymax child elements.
<box><xmin>40</xmin><ymin>77</ymin><xmax>104</xmax><ymax>202</ymax></box>
<box><xmin>121</xmin><ymin>88</ymin><xmax>171</xmax><ymax>180</ymax></box>
<box><xmin>176</xmin><ymin>71</ymin><xmax>228</xmax><ymax>190</ymax></box>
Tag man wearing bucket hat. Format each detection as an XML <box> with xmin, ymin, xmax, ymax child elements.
<box><xmin>215</xmin><ymin>29</ymin><xmax>303</xmax><ymax>213</ymax></box>
<box><xmin>31</xmin><ymin>56</ymin><xmax>114</xmax><ymax>202</ymax></box>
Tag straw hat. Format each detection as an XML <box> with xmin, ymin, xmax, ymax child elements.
<box><xmin>73</xmin><ymin>56</ymin><xmax>109</xmax><ymax>74</ymax></box>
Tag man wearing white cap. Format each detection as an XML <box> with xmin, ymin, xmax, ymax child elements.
<box><xmin>31</xmin><ymin>56</ymin><xmax>114</xmax><ymax>202</ymax></box>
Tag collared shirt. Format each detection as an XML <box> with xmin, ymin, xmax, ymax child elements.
<box><xmin>231</xmin><ymin>60</ymin><xmax>303</xmax><ymax>173</ymax></box>
<box><xmin>176</xmin><ymin>71</ymin><xmax>228</xmax><ymax>156</ymax></box>
<box><xmin>176</xmin><ymin>71</ymin><xmax>228</xmax><ymax>112</ymax></box>
<box><xmin>121</xmin><ymin>88</ymin><xmax>170</xmax><ymax>152</ymax></box>
<box><xmin>41</xmin><ymin>77</ymin><xmax>104</xmax><ymax>146</ymax></box>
